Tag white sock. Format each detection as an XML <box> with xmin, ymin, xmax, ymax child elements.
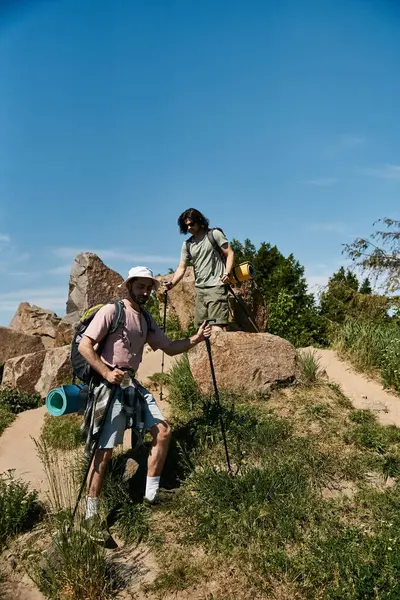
<box><xmin>145</xmin><ymin>476</ymin><xmax>160</xmax><ymax>502</ymax></box>
<box><xmin>85</xmin><ymin>496</ymin><xmax>99</xmax><ymax>519</ymax></box>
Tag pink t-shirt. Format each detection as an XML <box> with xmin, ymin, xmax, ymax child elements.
<box><xmin>83</xmin><ymin>300</ymin><xmax>170</xmax><ymax>372</ymax></box>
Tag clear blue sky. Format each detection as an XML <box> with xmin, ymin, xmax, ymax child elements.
<box><xmin>1</xmin><ymin>0</ymin><xmax>399</xmax><ymax>324</ymax></box>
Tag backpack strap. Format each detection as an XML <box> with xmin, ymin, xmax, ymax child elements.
<box><xmin>140</xmin><ymin>308</ymin><xmax>155</xmax><ymax>333</ymax></box>
<box><xmin>207</xmin><ymin>228</ymin><xmax>227</xmax><ymax>268</ymax></box>
<box><xmin>109</xmin><ymin>300</ymin><xmax>126</xmax><ymax>334</ymax></box>
<box><xmin>185</xmin><ymin>236</ymin><xmax>194</xmax><ymax>262</ymax></box>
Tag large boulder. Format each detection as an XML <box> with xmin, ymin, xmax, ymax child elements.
<box><xmin>0</xmin><ymin>327</ymin><xmax>45</xmax><ymax>366</ymax></box>
<box><xmin>2</xmin><ymin>346</ymin><xmax>72</xmax><ymax>397</ymax></box>
<box><xmin>1</xmin><ymin>350</ymin><xmax>46</xmax><ymax>394</ymax></box>
<box><xmin>54</xmin><ymin>311</ymin><xmax>80</xmax><ymax>347</ymax></box>
<box><xmin>9</xmin><ymin>302</ymin><xmax>61</xmax><ymax>349</ymax></box>
<box><xmin>229</xmin><ymin>282</ymin><xmax>268</xmax><ymax>332</ymax></box>
<box><xmin>66</xmin><ymin>252</ymin><xmax>124</xmax><ymax>314</ymax></box>
<box><xmin>35</xmin><ymin>346</ymin><xmax>72</xmax><ymax>398</ymax></box>
<box><xmin>156</xmin><ymin>268</ymin><xmax>195</xmax><ymax>331</ymax></box>
<box><xmin>188</xmin><ymin>331</ymin><xmax>297</xmax><ymax>395</ymax></box>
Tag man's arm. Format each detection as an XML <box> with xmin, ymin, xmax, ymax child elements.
<box><xmin>163</xmin><ymin>321</ymin><xmax>211</xmax><ymax>356</ymax></box>
<box><xmin>165</xmin><ymin>258</ymin><xmax>187</xmax><ymax>290</ymax></box>
<box><xmin>78</xmin><ymin>336</ymin><xmax>125</xmax><ymax>384</ymax></box>
<box><xmin>220</xmin><ymin>243</ymin><xmax>235</xmax><ymax>284</ymax></box>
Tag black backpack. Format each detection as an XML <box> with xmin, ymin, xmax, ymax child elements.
<box><xmin>70</xmin><ymin>300</ymin><xmax>153</xmax><ymax>384</ymax></box>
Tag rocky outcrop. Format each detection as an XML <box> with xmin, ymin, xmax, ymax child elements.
<box><xmin>0</xmin><ymin>327</ymin><xmax>45</xmax><ymax>366</ymax></box>
<box><xmin>188</xmin><ymin>330</ymin><xmax>297</xmax><ymax>395</ymax></box>
<box><xmin>229</xmin><ymin>281</ymin><xmax>268</xmax><ymax>332</ymax></box>
<box><xmin>66</xmin><ymin>252</ymin><xmax>124</xmax><ymax>314</ymax></box>
<box><xmin>1</xmin><ymin>350</ymin><xmax>46</xmax><ymax>394</ymax></box>
<box><xmin>9</xmin><ymin>302</ymin><xmax>61</xmax><ymax>349</ymax></box>
<box><xmin>34</xmin><ymin>346</ymin><xmax>72</xmax><ymax>398</ymax></box>
<box><xmin>2</xmin><ymin>346</ymin><xmax>72</xmax><ymax>397</ymax></box>
<box><xmin>156</xmin><ymin>268</ymin><xmax>195</xmax><ymax>331</ymax></box>
<box><xmin>54</xmin><ymin>311</ymin><xmax>80</xmax><ymax>347</ymax></box>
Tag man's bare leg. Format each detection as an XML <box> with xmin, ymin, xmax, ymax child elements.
<box><xmin>145</xmin><ymin>421</ymin><xmax>171</xmax><ymax>503</ymax></box>
<box><xmin>85</xmin><ymin>448</ymin><xmax>113</xmax><ymax>519</ymax></box>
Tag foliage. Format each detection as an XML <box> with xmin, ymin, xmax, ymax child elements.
<box><xmin>344</xmin><ymin>217</ymin><xmax>400</xmax><ymax>293</ymax></box>
<box><xmin>297</xmin><ymin>349</ymin><xmax>325</xmax><ymax>386</ymax></box>
<box><xmin>30</xmin><ymin>512</ymin><xmax>121</xmax><ymax>600</ymax></box>
<box><xmin>0</xmin><ymin>387</ymin><xmax>42</xmax><ymax>414</ymax></box>
<box><xmin>320</xmin><ymin>266</ymin><xmax>391</xmax><ymax>324</ymax></box>
<box><xmin>332</xmin><ymin>319</ymin><xmax>400</xmax><ymax>392</ymax></box>
<box><xmin>231</xmin><ymin>238</ymin><xmax>326</xmax><ymax>346</ymax></box>
<box><xmin>0</xmin><ymin>405</ymin><xmax>15</xmax><ymax>437</ymax></box>
<box><xmin>40</xmin><ymin>413</ymin><xmax>83</xmax><ymax>450</ymax></box>
<box><xmin>0</xmin><ymin>471</ymin><xmax>42</xmax><ymax>549</ymax></box>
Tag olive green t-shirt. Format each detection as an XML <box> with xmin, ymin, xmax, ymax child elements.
<box><xmin>181</xmin><ymin>229</ymin><xmax>228</xmax><ymax>288</ymax></box>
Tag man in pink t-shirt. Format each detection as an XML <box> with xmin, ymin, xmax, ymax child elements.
<box><xmin>78</xmin><ymin>266</ymin><xmax>211</xmax><ymax>543</ymax></box>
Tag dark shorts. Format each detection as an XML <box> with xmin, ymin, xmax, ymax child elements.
<box><xmin>194</xmin><ymin>285</ymin><xmax>229</xmax><ymax>327</ymax></box>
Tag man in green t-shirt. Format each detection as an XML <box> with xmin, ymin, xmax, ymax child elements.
<box><xmin>166</xmin><ymin>208</ymin><xmax>235</xmax><ymax>330</ymax></box>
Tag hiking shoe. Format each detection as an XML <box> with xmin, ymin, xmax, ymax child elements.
<box><xmin>143</xmin><ymin>488</ymin><xmax>176</xmax><ymax>507</ymax></box>
<box><xmin>122</xmin><ymin>458</ymin><xmax>139</xmax><ymax>483</ymax></box>
<box><xmin>82</xmin><ymin>515</ymin><xmax>110</xmax><ymax>545</ymax></box>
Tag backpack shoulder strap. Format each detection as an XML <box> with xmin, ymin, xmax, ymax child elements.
<box><xmin>207</xmin><ymin>228</ymin><xmax>226</xmax><ymax>266</ymax></box>
<box><xmin>141</xmin><ymin>308</ymin><xmax>155</xmax><ymax>333</ymax></box>
<box><xmin>109</xmin><ymin>300</ymin><xmax>126</xmax><ymax>334</ymax></box>
<box><xmin>185</xmin><ymin>236</ymin><xmax>194</xmax><ymax>261</ymax></box>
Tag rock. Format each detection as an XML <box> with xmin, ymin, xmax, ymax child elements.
<box><xmin>66</xmin><ymin>252</ymin><xmax>124</xmax><ymax>314</ymax></box>
<box><xmin>1</xmin><ymin>350</ymin><xmax>46</xmax><ymax>394</ymax></box>
<box><xmin>229</xmin><ymin>281</ymin><xmax>268</xmax><ymax>332</ymax></box>
<box><xmin>34</xmin><ymin>346</ymin><xmax>72</xmax><ymax>398</ymax></box>
<box><xmin>0</xmin><ymin>327</ymin><xmax>45</xmax><ymax>366</ymax></box>
<box><xmin>9</xmin><ymin>302</ymin><xmax>61</xmax><ymax>349</ymax></box>
<box><xmin>156</xmin><ymin>268</ymin><xmax>195</xmax><ymax>331</ymax></box>
<box><xmin>2</xmin><ymin>346</ymin><xmax>72</xmax><ymax>397</ymax></box>
<box><xmin>188</xmin><ymin>330</ymin><xmax>297</xmax><ymax>395</ymax></box>
<box><xmin>54</xmin><ymin>311</ymin><xmax>80</xmax><ymax>347</ymax></box>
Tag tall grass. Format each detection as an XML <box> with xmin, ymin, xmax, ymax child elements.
<box><xmin>148</xmin><ymin>353</ymin><xmax>400</xmax><ymax>598</ymax></box>
<box><xmin>332</xmin><ymin>319</ymin><xmax>400</xmax><ymax>392</ymax></box>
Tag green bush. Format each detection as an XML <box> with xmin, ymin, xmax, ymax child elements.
<box><xmin>40</xmin><ymin>413</ymin><xmax>83</xmax><ymax>450</ymax></box>
<box><xmin>0</xmin><ymin>387</ymin><xmax>42</xmax><ymax>414</ymax></box>
<box><xmin>0</xmin><ymin>405</ymin><xmax>16</xmax><ymax>436</ymax></box>
<box><xmin>0</xmin><ymin>471</ymin><xmax>42</xmax><ymax>548</ymax></box>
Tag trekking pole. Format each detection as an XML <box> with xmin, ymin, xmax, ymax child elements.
<box><xmin>72</xmin><ymin>383</ymin><xmax>119</xmax><ymax>520</ymax></box>
<box><xmin>227</xmin><ymin>283</ymin><xmax>260</xmax><ymax>333</ymax></box>
<box><xmin>159</xmin><ymin>291</ymin><xmax>168</xmax><ymax>402</ymax></box>
<box><xmin>204</xmin><ymin>319</ymin><xmax>231</xmax><ymax>473</ymax></box>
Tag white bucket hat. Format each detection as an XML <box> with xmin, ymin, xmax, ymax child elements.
<box><xmin>119</xmin><ymin>266</ymin><xmax>160</xmax><ymax>291</ymax></box>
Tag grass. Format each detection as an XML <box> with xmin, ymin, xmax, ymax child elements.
<box><xmin>0</xmin><ymin>406</ymin><xmax>15</xmax><ymax>437</ymax></box>
<box><xmin>332</xmin><ymin>319</ymin><xmax>400</xmax><ymax>392</ymax></box>
<box><xmin>40</xmin><ymin>413</ymin><xmax>83</xmax><ymax>450</ymax></box>
<box><xmin>0</xmin><ymin>387</ymin><xmax>42</xmax><ymax>414</ymax></box>
<box><xmin>28</xmin><ymin>512</ymin><xmax>122</xmax><ymax>600</ymax></box>
<box><xmin>144</xmin><ymin>355</ymin><xmax>400</xmax><ymax>599</ymax></box>
<box><xmin>0</xmin><ymin>470</ymin><xmax>43</xmax><ymax>550</ymax></box>
<box><xmin>297</xmin><ymin>348</ymin><xmax>325</xmax><ymax>386</ymax></box>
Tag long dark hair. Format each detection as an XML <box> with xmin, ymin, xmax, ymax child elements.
<box><xmin>177</xmin><ymin>208</ymin><xmax>210</xmax><ymax>234</ymax></box>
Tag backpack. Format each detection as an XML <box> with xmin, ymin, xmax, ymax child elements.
<box><xmin>70</xmin><ymin>300</ymin><xmax>153</xmax><ymax>384</ymax></box>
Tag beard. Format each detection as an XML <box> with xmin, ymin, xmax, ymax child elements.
<box><xmin>128</xmin><ymin>291</ymin><xmax>148</xmax><ymax>306</ymax></box>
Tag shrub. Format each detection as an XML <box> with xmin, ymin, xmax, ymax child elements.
<box><xmin>0</xmin><ymin>387</ymin><xmax>42</xmax><ymax>414</ymax></box>
<box><xmin>40</xmin><ymin>413</ymin><xmax>83</xmax><ymax>451</ymax></box>
<box><xmin>0</xmin><ymin>471</ymin><xmax>42</xmax><ymax>548</ymax></box>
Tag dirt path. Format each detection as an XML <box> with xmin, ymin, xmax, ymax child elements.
<box><xmin>314</xmin><ymin>348</ymin><xmax>400</xmax><ymax>427</ymax></box>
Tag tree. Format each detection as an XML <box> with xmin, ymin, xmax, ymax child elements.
<box><xmin>343</xmin><ymin>218</ymin><xmax>400</xmax><ymax>293</ymax></box>
<box><xmin>231</xmin><ymin>238</ymin><xmax>325</xmax><ymax>345</ymax></box>
<box><xmin>319</xmin><ymin>267</ymin><xmax>359</xmax><ymax>324</ymax></box>
<box><xmin>359</xmin><ymin>277</ymin><xmax>372</xmax><ymax>295</ymax></box>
